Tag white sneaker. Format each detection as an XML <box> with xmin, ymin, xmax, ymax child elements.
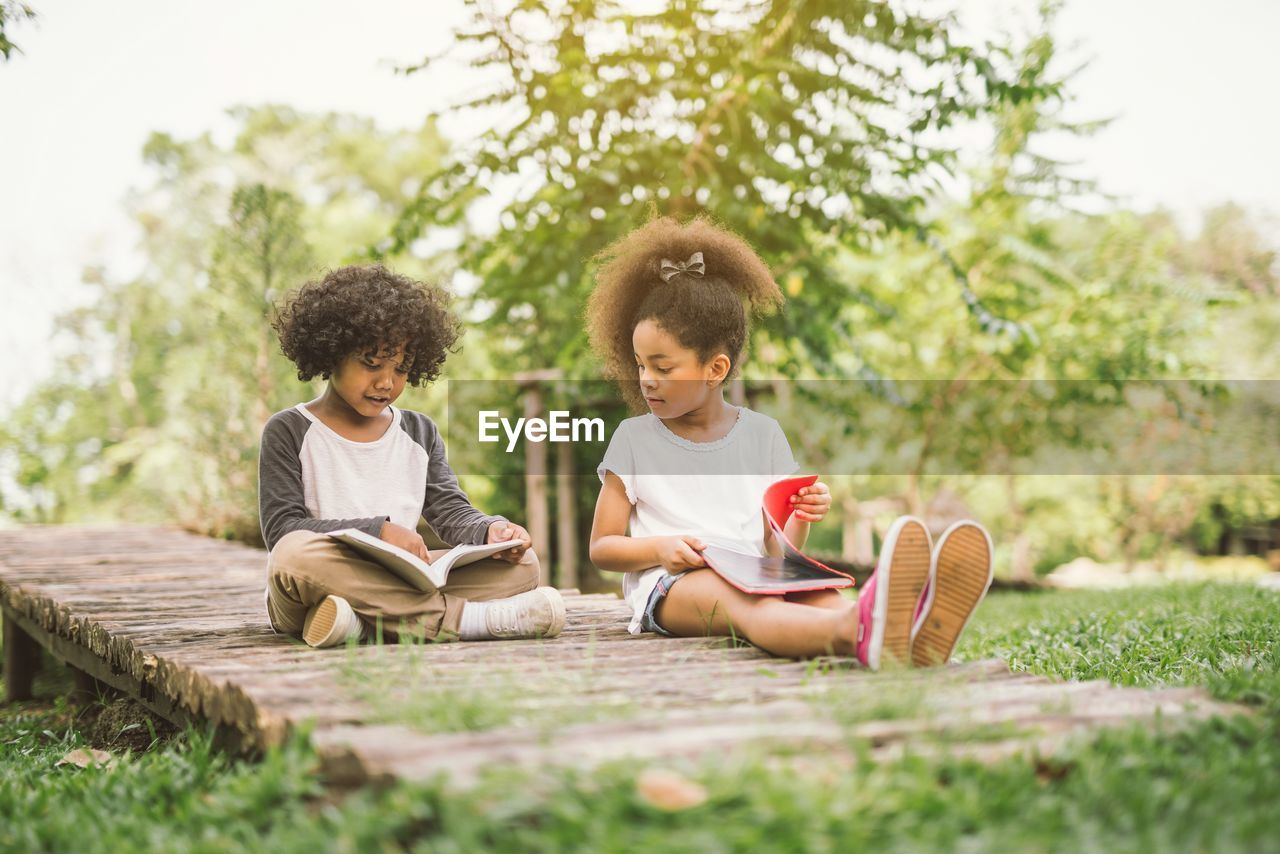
<box><xmin>483</xmin><ymin>587</ymin><xmax>567</xmax><ymax>640</ymax></box>
<box><xmin>302</xmin><ymin>595</ymin><xmax>367</xmax><ymax>648</ymax></box>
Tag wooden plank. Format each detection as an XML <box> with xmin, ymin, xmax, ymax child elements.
<box><xmin>3</xmin><ymin>607</ymin><xmax>41</xmax><ymax>701</ymax></box>
<box><xmin>2</xmin><ymin>603</ymin><xmax>198</xmax><ymax>731</ymax></box>
<box><xmin>310</xmin><ymin>671</ymin><xmax>1244</xmax><ymax>787</ymax></box>
<box><xmin>0</xmin><ymin>526</ymin><xmax>1253</xmax><ymax>790</ymax></box>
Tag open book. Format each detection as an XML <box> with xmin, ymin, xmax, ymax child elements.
<box><xmin>328</xmin><ymin>528</ymin><xmax>530</xmax><ymax>593</ymax></box>
<box><xmin>700</xmin><ymin>475</ymin><xmax>855</xmax><ymax>595</ymax></box>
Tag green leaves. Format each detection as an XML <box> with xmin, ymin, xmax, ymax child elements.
<box><xmin>390</xmin><ymin>0</ymin><xmax>1028</xmax><ymax>375</ymax></box>
<box><xmin>0</xmin><ymin>1</ymin><xmax>36</xmax><ymax>62</ymax></box>
<box><xmin>1</xmin><ymin>107</ymin><xmax>450</xmax><ymax>537</ymax></box>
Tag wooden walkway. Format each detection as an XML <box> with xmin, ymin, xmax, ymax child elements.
<box><xmin>0</xmin><ymin>527</ymin><xmax>1244</xmax><ymax>787</ymax></box>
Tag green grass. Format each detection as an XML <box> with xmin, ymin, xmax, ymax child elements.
<box><xmin>2</xmin><ymin>582</ymin><xmax>1278</xmax><ymax>851</ymax></box>
<box><xmin>337</xmin><ymin>629</ymin><xmax>647</xmax><ymax>735</ymax></box>
<box><xmin>959</xmin><ymin>584</ymin><xmax>1280</xmax><ymax>712</ymax></box>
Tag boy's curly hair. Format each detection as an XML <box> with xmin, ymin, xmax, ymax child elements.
<box><xmin>272</xmin><ymin>264</ymin><xmax>460</xmax><ymax>386</ymax></box>
<box><xmin>586</xmin><ymin>216</ymin><xmax>782</xmax><ymax>409</ymax></box>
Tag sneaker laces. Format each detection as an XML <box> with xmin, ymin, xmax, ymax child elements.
<box><xmin>485</xmin><ymin>591</ymin><xmax>549</xmax><ymax>638</ymax></box>
<box><xmin>486</xmin><ymin>597</ymin><xmax>530</xmax><ymax>637</ymax></box>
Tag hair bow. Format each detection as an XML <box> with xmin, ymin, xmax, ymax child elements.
<box><xmin>658</xmin><ymin>251</ymin><xmax>706</xmax><ymax>283</ymax></box>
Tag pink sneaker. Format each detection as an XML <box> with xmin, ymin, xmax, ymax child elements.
<box><xmin>910</xmin><ymin>521</ymin><xmax>994</xmax><ymax>667</ymax></box>
<box><xmin>855</xmin><ymin>516</ymin><xmax>932</xmax><ymax>669</ymax></box>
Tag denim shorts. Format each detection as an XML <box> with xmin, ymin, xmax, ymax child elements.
<box><xmin>639</xmin><ymin>571</ymin><xmax>685</xmax><ymax>637</ymax></box>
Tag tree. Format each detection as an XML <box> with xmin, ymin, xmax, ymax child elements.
<box><xmin>1</xmin><ymin>107</ymin><xmax>451</xmax><ymax>539</ymax></box>
<box><xmin>0</xmin><ymin>1</ymin><xmax>35</xmax><ymax>61</ymax></box>
<box><xmin>387</xmin><ymin>2</ymin><xmax>1267</xmax><ymax>581</ymax></box>
<box><xmin>387</xmin><ymin>0</ymin><xmax>1056</xmax><ymax>375</ymax></box>
<box><xmin>1178</xmin><ymin>203</ymin><xmax>1279</xmax><ymax>298</ymax></box>
<box><xmin>177</xmin><ymin>184</ymin><xmax>315</xmax><ymax>535</ymax></box>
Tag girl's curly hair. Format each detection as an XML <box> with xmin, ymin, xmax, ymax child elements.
<box><xmin>586</xmin><ymin>216</ymin><xmax>782</xmax><ymax>409</ymax></box>
<box><xmin>272</xmin><ymin>265</ymin><xmax>460</xmax><ymax>386</ymax></box>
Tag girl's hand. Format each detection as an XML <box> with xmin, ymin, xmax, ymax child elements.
<box><xmin>381</xmin><ymin>521</ymin><xmax>430</xmax><ymax>561</ymax></box>
<box><xmin>487</xmin><ymin>520</ymin><xmax>532</xmax><ymax>563</ymax></box>
<box><xmin>655</xmin><ymin>535</ymin><xmax>708</xmax><ymax>574</ymax></box>
<box><xmin>789</xmin><ymin>481</ymin><xmax>831</xmax><ymax>523</ymax></box>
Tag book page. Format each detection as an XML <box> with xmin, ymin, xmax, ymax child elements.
<box><xmin>328</xmin><ymin>529</ymin><xmax>438</xmax><ymax>592</ymax></box>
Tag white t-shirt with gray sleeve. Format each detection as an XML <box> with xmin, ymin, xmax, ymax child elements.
<box><xmin>595</xmin><ymin>407</ymin><xmax>800</xmax><ymax>634</ymax></box>
<box><xmin>258</xmin><ymin>401</ymin><xmax>503</xmax><ymax>553</ymax></box>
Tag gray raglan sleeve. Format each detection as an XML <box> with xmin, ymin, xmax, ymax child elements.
<box><xmin>257</xmin><ymin>410</ymin><xmax>388</xmax><ymax>551</ymax></box>
<box><xmin>404</xmin><ymin>412</ymin><xmax>505</xmax><ymax>546</ymax></box>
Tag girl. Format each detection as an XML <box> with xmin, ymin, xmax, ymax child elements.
<box><xmin>587</xmin><ymin>218</ymin><xmax>993</xmax><ymax>666</ymax></box>
<box><xmin>259</xmin><ymin>264</ymin><xmax>565</xmax><ymax>648</ymax></box>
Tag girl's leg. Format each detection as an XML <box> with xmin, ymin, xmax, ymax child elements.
<box><xmin>784</xmin><ymin>589</ymin><xmax>849</xmax><ymax>610</ymax></box>
<box><xmin>655</xmin><ymin>569</ymin><xmax>858</xmax><ymax>658</ymax></box>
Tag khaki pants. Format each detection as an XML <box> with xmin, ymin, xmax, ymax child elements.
<box><xmin>266</xmin><ymin>530</ymin><xmax>540</xmax><ymax>641</ymax></box>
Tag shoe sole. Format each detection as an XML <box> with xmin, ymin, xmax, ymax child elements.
<box><xmin>867</xmin><ymin>517</ymin><xmax>932</xmax><ymax>669</ymax></box>
<box><xmin>303</xmin><ymin>595</ymin><xmax>342</xmax><ymax>648</ymax></box>
<box><xmin>911</xmin><ymin>522</ymin><xmax>993</xmax><ymax>667</ymax></box>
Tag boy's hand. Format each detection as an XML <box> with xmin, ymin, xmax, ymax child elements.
<box><xmin>655</xmin><ymin>535</ymin><xmax>707</xmax><ymax>574</ymax></box>
<box><xmin>381</xmin><ymin>521</ymin><xmax>430</xmax><ymax>562</ymax></box>
<box><xmin>487</xmin><ymin>520</ymin><xmax>532</xmax><ymax>563</ymax></box>
<box><xmin>789</xmin><ymin>480</ymin><xmax>831</xmax><ymax>523</ymax></box>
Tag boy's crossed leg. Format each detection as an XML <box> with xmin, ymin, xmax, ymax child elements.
<box><xmin>266</xmin><ymin>530</ymin><xmax>541</xmax><ymax>643</ymax></box>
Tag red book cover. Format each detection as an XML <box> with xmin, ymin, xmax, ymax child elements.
<box><xmin>700</xmin><ymin>475</ymin><xmax>855</xmax><ymax>595</ymax></box>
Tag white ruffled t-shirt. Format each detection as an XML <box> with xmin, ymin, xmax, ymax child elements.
<box><xmin>595</xmin><ymin>407</ymin><xmax>799</xmax><ymax>634</ymax></box>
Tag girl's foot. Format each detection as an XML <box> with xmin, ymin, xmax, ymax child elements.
<box><xmin>855</xmin><ymin>517</ymin><xmax>932</xmax><ymax>669</ymax></box>
<box><xmin>910</xmin><ymin>521</ymin><xmax>994</xmax><ymax>667</ymax></box>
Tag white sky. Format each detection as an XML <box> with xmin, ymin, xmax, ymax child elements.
<box><xmin>0</xmin><ymin>0</ymin><xmax>1277</xmax><ymax>410</ymax></box>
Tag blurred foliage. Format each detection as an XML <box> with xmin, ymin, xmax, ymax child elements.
<box><xmin>0</xmin><ymin>107</ymin><xmax>452</xmax><ymax>542</ymax></box>
<box><xmin>771</xmin><ymin>188</ymin><xmax>1263</xmax><ymax>576</ymax></box>
<box><xmin>379</xmin><ymin>0</ymin><xmax>1280</xmax><ymax>580</ymax></box>
<box><xmin>0</xmin><ymin>4</ymin><xmax>1278</xmax><ymax>585</ymax></box>
<box><xmin>387</xmin><ymin>0</ymin><xmax>1066</xmax><ymax>374</ymax></box>
<box><xmin>0</xmin><ymin>1</ymin><xmax>35</xmax><ymax>61</ymax></box>
<box><xmin>1167</xmin><ymin>203</ymin><xmax>1279</xmax><ymax>298</ymax></box>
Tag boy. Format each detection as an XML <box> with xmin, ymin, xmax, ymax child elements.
<box><xmin>260</xmin><ymin>264</ymin><xmax>565</xmax><ymax>647</ymax></box>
